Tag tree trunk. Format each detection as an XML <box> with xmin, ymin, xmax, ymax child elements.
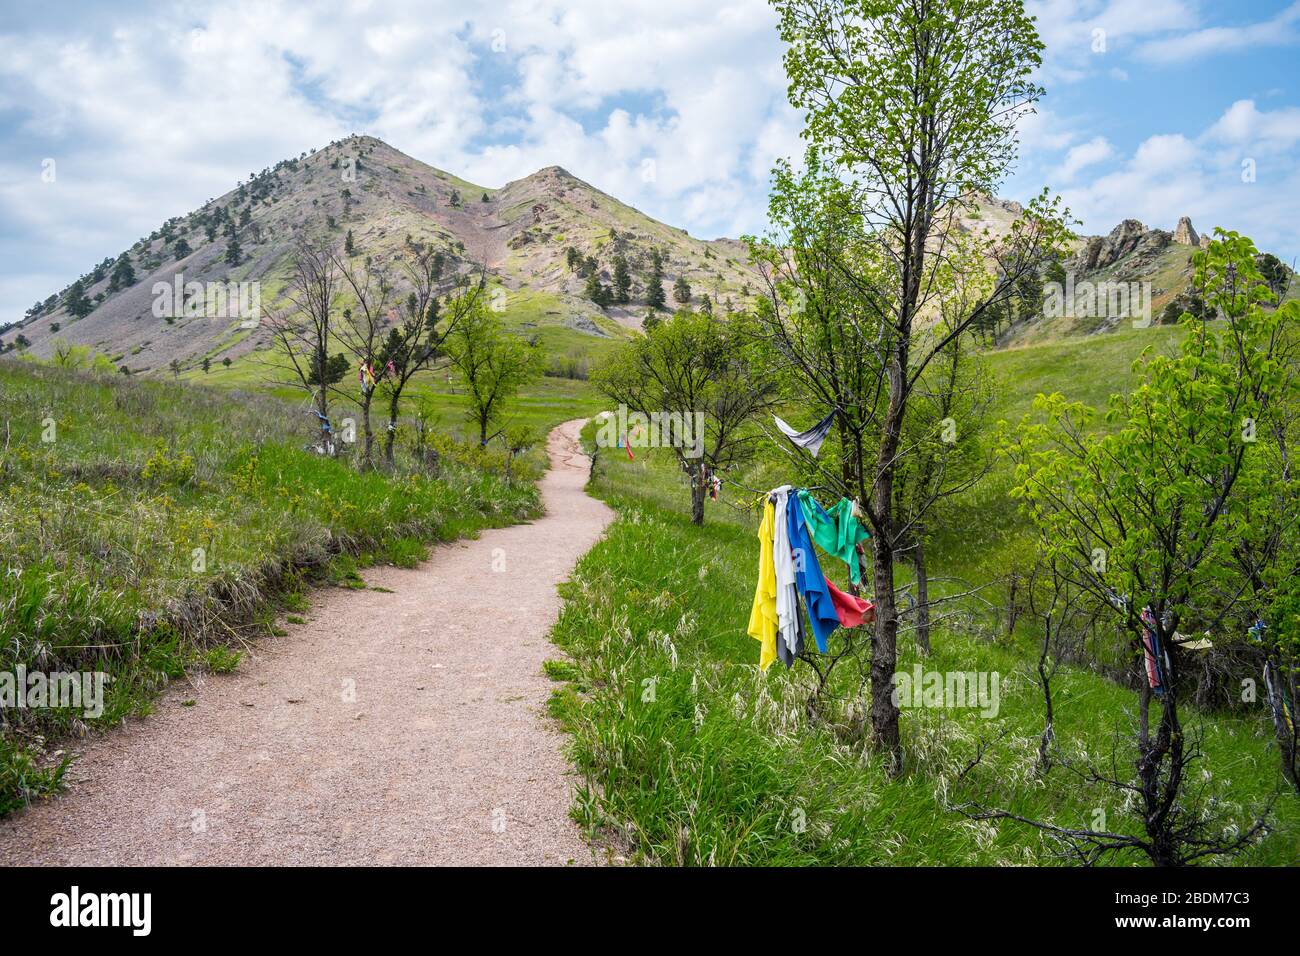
<box><xmin>910</xmin><ymin>535</ymin><xmax>932</xmax><ymax>655</ymax></box>
<box><xmin>689</xmin><ymin>465</ymin><xmax>706</xmax><ymax>525</ymax></box>
<box><xmin>360</xmin><ymin>394</ymin><xmax>374</xmax><ymax>469</ymax></box>
<box><xmin>383</xmin><ymin>390</ymin><xmax>401</xmax><ymax>466</ymax></box>
<box><xmin>869</xmin><ymin>355</ymin><xmax>906</xmax><ymax>774</ymax></box>
<box><xmin>869</xmin><ymin>533</ymin><xmax>901</xmax><ymax>772</ymax></box>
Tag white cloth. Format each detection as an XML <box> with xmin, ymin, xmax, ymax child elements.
<box><xmin>773</xmin><ymin>409</ymin><xmax>836</xmax><ymax>458</ymax></box>
<box><xmin>771</xmin><ymin>486</ymin><xmax>800</xmax><ymax>657</ymax></box>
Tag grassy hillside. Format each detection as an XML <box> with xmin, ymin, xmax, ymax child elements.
<box><xmin>545</xmin><ymin>325</ymin><xmax>1300</xmax><ymax>865</ymax></box>
<box><xmin>0</xmin><ymin>358</ymin><xmax>544</xmax><ymax>814</ymax></box>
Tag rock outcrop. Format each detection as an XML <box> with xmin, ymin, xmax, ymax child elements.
<box><xmin>1173</xmin><ymin>216</ymin><xmax>1199</xmax><ymax>247</ymax></box>
<box><xmin>1077</xmin><ymin>219</ymin><xmax>1149</xmax><ymax>271</ymax></box>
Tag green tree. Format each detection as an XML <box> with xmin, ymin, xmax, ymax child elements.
<box><xmin>65</xmin><ymin>279</ymin><xmax>93</xmax><ymax>319</ymax></box>
<box><xmin>612</xmin><ymin>254</ymin><xmax>632</xmax><ymax>304</ymax></box>
<box><xmin>376</xmin><ymin>249</ymin><xmax>474</xmax><ymax>465</ymax></box>
<box><xmin>173</xmin><ymin>237</ymin><xmax>192</xmax><ymax>258</ymax></box>
<box><xmin>225</xmin><ymin>235</ymin><xmax>243</xmax><ymax>266</ymax></box>
<box><xmin>672</xmin><ymin>273</ymin><xmax>692</xmax><ymax>304</ymax></box>
<box><xmin>1001</xmin><ymin>232</ymin><xmax>1297</xmax><ymax>863</ymax></box>
<box><xmin>445</xmin><ymin>301</ymin><xmax>541</xmax><ymax>446</ymax></box>
<box><xmin>646</xmin><ymin>248</ymin><xmax>666</xmax><ymax>311</ymax></box>
<box><xmin>592</xmin><ymin>311</ymin><xmax>778</xmax><ymax>525</ymax></box>
<box><xmin>584</xmin><ymin>270</ymin><xmax>611</xmax><ymax>308</ymax></box>
<box><xmin>109</xmin><ymin>255</ymin><xmax>135</xmax><ymax>292</ymax></box>
<box><xmin>345</xmin><ymin>229</ymin><xmax>356</xmax><ymax>256</ymax></box>
<box><xmin>307</xmin><ymin>352</ymin><xmax>349</xmax><ymax>388</ymax></box>
<box><xmin>771</xmin><ymin>0</ymin><xmax>1065</xmax><ymax>769</ymax></box>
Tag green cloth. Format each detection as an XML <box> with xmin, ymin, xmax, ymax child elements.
<box><xmin>797</xmin><ymin>490</ymin><xmax>870</xmax><ymax>585</ymax></box>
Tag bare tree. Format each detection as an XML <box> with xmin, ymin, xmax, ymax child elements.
<box><xmin>377</xmin><ymin>249</ymin><xmax>477</xmax><ymax>466</ymax></box>
<box><xmin>265</xmin><ymin>236</ymin><xmax>340</xmax><ymax>436</ymax></box>
<box><xmin>334</xmin><ymin>251</ymin><xmax>395</xmax><ymax>470</ymax></box>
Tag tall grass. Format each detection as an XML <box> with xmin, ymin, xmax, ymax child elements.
<box><xmin>545</xmin><ymin>408</ymin><xmax>1300</xmax><ymax>866</ymax></box>
<box><xmin>0</xmin><ymin>359</ymin><xmax>540</xmax><ymax>813</ymax></box>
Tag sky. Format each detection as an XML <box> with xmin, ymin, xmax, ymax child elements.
<box><xmin>2</xmin><ymin>0</ymin><xmax>1299</xmax><ymax>325</ymax></box>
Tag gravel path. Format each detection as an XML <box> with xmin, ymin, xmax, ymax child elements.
<box><xmin>0</xmin><ymin>419</ymin><xmax>612</xmax><ymax>866</ymax></box>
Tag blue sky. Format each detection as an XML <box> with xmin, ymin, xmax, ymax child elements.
<box><xmin>2</xmin><ymin>0</ymin><xmax>1299</xmax><ymax>326</ymax></box>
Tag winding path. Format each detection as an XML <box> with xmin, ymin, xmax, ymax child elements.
<box><xmin>0</xmin><ymin>419</ymin><xmax>611</xmax><ymax>866</ymax></box>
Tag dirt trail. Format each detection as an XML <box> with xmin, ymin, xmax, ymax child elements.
<box><xmin>0</xmin><ymin>419</ymin><xmax>612</xmax><ymax>866</ymax></box>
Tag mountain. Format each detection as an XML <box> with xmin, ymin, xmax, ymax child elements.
<box><xmin>4</xmin><ymin>135</ymin><xmax>761</xmax><ymax>374</ymax></box>
<box><xmin>7</xmin><ymin>136</ymin><xmax>1291</xmax><ymax>373</ymax></box>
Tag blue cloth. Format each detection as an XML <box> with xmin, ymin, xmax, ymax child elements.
<box><xmin>786</xmin><ymin>493</ymin><xmax>841</xmax><ymax>653</ymax></box>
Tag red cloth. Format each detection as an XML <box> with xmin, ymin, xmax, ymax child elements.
<box><xmin>825</xmin><ymin>576</ymin><xmax>874</xmax><ymax>627</ymax></box>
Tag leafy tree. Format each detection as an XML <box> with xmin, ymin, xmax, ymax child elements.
<box><xmin>173</xmin><ymin>237</ymin><xmax>192</xmax><ymax>258</ymax></box>
<box><xmin>612</xmin><ymin>254</ymin><xmax>632</xmax><ymax>304</ymax></box>
<box><xmin>225</xmin><ymin>235</ymin><xmax>243</xmax><ymax>266</ymax></box>
<box><xmin>646</xmin><ymin>248</ymin><xmax>666</xmax><ymax>311</ymax></box>
<box><xmin>771</xmin><ymin>0</ymin><xmax>1066</xmax><ymax>769</ymax></box>
<box><xmin>222</xmin><ymin>357</ymin><xmax>232</xmax><ymax>368</ymax></box>
<box><xmin>109</xmin><ymin>255</ymin><xmax>135</xmax><ymax>292</ymax></box>
<box><xmin>345</xmin><ymin>229</ymin><xmax>356</xmax><ymax>256</ymax></box>
<box><xmin>584</xmin><ymin>270</ymin><xmax>612</xmax><ymax>308</ymax></box>
<box><xmin>672</xmin><ymin>274</ymin><xmax>692</xmax><ymax>304</ymax></box>
<box><xmin>998</xmin><ymin>232</ymin><xmax>1296</xmax><ymax>863</ymax></box>
<box><xmin>202</xmin><ymin>357</ymin><xmax>211</xmax><ymax>374</ymax></box>
<box><xmin>593</xmin><ymin>311</ymin><xmax>778</xmax><ymax>525</ymax></box>
<box><xmin>65</xmin><ymin>279</ymin><xmax>93</xmax><ymax>319</ymax></box>
<box><xmin>445</xmin><ymin>301</ymin><xmax>541</xmax><ymax>446</ymax></box>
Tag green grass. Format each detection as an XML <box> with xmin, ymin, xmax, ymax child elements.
<box><xmin>0</xmin><ymin>358</ymin><xmax>542</xmax><ymax>814</ymax></box>
<box><xmin>545</xmin><ymin>334</ymin><xmax>1300</xmax><ymax>866</ymax></box>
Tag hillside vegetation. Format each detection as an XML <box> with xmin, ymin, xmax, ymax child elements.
<box><xmin>544</xmin><ymin>324</ymin><xmax>1300</xmax><ymax>865</ymax></box>
<box><xmin>0</xmin><ymin>358</ymin><xmax>542</xmax><ymax>813</ymax></box>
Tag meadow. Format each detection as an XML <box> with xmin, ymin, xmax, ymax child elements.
<box><xmin>542</xmin><ymin>322</ymin><xmax>1300</xmax><ymax>865</ymax></box>
<box><xmin>0</xmin><ymin>358</ymin><xmax>546</xmax><ymax>813</ymax></box>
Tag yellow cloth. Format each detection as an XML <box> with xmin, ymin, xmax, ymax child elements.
<box><xmin>746</xmin><ymin>499</ymin><xmax>779</xmax><ymax>672</ymax></box>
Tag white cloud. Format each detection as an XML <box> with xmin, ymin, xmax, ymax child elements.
<box><xmin>3</xmin><ymin>0</ymin><xmax>1299</xmax><ymax>322</ymax></box>
<box><xmin>1058</xmin><ymin>101</ymin><xmax>1300</xmax><ymax>257</ymax></box>
<box><xmin>0</xmin><ymin>0</ymin><xmax>799</xmax><ymax>321</ymax></box>
<box><xmin>1025</xmin><ymin>0</ymin><xmax>1199</xmax><ymax>83</ymax></box>
<box><xmin>1138</xmin><ymin>1</ymin><xmax>1300</xmax><ymax>63</ymax></box>
<box><xmin>1052</xmin><ymin>135</ymin><xmax>1114</xmax><ymax>183</ymax></box>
